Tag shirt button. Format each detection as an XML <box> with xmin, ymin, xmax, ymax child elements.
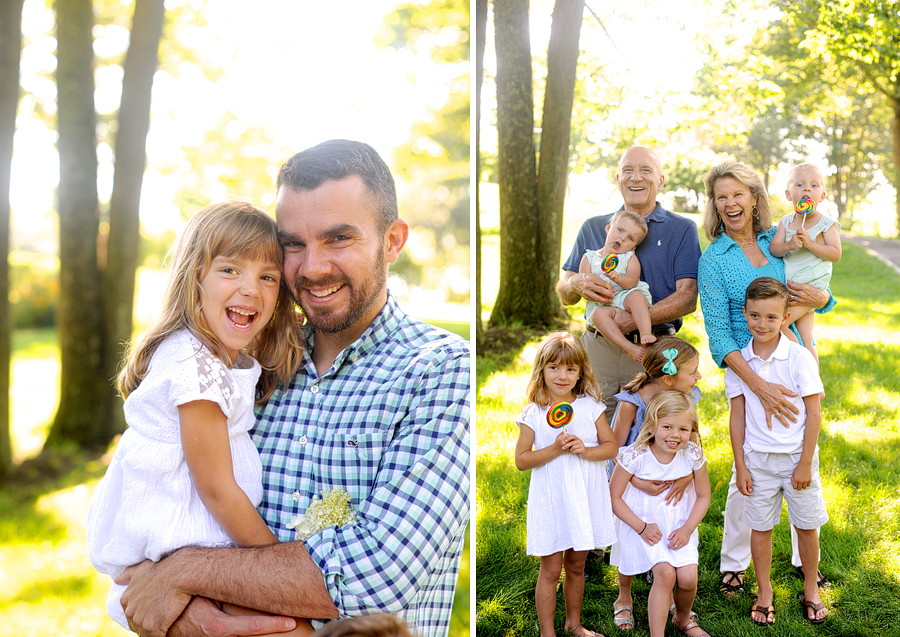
<box><xmin>292</xmin><ymin>491</ymin><xmax>301</xmax><ymax>501</ymax></box>
<box><xmin>310</xmin><ymin>384</ymin><xmax>319</xmax><ymax>394</ymax></box>
<box><xmin>299</xmin><ymin>436</ymin><xmax>308</xmax><ymax>445</ymax></box>
<box><xmin>350</xmin><ymin>353</ymin><xmax>359</xmax><ymax>362</ymax></box>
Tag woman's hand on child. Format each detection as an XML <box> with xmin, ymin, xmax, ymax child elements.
<box><xmin>735</xmin><ymin>466</ymin><xmax>753</xmax><ymax>496</ymax></box>
<box><xmin>631</xmin><ymin>476</ymin><xmax>672</xmax><ymax>496</ymax></box>
<box><xmin>667</xmin><ymin>527</ymin><xmax>691</xmax><ymax>550</ymax></box>
<box><xmin>663</xmin><ymin>474</ymin><xmax>693</xmax><ymax>506</ymax></box>
<box><xmin>639</xmin><ymin>522</ymin><xmax>662</xmax><ymax>546</ymax></box>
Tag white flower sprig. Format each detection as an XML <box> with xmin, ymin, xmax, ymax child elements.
<box><xmin>286</xmin><ymin>487</ymin><xmax>357</xmax><ymax>541</ymax></box>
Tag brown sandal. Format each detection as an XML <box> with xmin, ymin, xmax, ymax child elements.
<box><xmin>798</xmin><ymin>592</ymin><xmax>828</xmax><ymax>624</ymax></box>
<box><xmin>671</xmin><ymin>616</ymin><xmax>711</xmax><ymax>637</ymax></box>
<box><xmin>750</xmin><ymin>601</ymin><xmax>775</xmax><ymax>626</ymax></box>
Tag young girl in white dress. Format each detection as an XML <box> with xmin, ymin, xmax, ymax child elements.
<box><xmin>769</xmin><ymin>162</ymin><xmax>841</xmax><ymax>363</ymax></box>
<box><xmin>610</xmin><ymin>391</ymin><xmax>712</xmax><ymax>637</ymax></box>
<box><xmin>86</xmin><ymin>201</ymin><xmax>312</xmax><ymax>635</ymax></box>
<box><xmin>515</xmin><ymin>331</ymin><xmax>618</xmax><ymax>637</ymax></box>
<box><xmin>607</xmin><ymin>338</ymin><xmax>702</xmax><ymax>631</ymax></box>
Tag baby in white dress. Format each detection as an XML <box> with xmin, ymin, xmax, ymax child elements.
<box><xmin>770</xmin><ymin>163</ymin><xmax>842</xmax><ymax>363</ymax></box>
<box><xmin>609</xmin><ymin>391</ymin><xmax>712</xmax><ymax>637</ymax></box>
<box><xmin>86</xmin><ymin>202</ymin><xmax>310</xmax><ymax>635</ymax></box>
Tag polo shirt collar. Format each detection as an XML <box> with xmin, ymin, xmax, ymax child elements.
<box><xmin>617</xmin><ymin>202</ymin><xmax>666</xmax><ymax>224</ymax></box>
<box><xmin>744</xmin><ymin>331</ymin><xmax>791</xmax><ymax>363</ymax></box>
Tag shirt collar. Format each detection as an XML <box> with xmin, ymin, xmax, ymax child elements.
<box><xmin>302</xmin><ymin>291</ymin><xmax>403</xmax><ymax>374</ymax></box>
<box><xmin>617</xmin><ymin>202</ymin><xmax>667</xmax><ymax>224</ymax></box>
<box><xmin>744</xmin><ymin>331</ymin><xmax>791</xmax><ymax>363</ymax></box>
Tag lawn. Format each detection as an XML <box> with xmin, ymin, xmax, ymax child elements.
<box><xmin>0</xmin><ymin>310</ymin><xmax>470</xmax><ymax>637</ymax></box>
<box><xmin>475</xmin><ymin>240</ymin><xmax>900</xmax><ymax>637</ymax></box>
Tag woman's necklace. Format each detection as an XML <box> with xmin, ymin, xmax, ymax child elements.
<box><xmin>728</xmin><ymin>233</ymin><xmax>756</xmax><ymax>248</ymax></box>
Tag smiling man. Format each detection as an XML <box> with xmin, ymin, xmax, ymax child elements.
<box><xmin>118</xmin><ymin>140</ymin><xmax>470</xmax><ymax>637</ymax></box>
<box><xmin>556</xmin><ymin>145</ymin><xmax>701</xmax><ymax>423</ymax></box>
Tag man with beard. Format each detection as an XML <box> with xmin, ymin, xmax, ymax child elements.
<box><xmin>117</xmin><ymin>140</ymin><xmax>470</xmax><ymax>637</ymax></box>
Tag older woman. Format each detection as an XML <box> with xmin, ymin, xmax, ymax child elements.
<box><xmin>697</xmin><ymin>161</ymin><xmax>834</xmax><ymax>604</ymax></box>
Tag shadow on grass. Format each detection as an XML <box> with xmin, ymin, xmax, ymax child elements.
<box><xmin>2</xmin><ymin>574</ymin><xmax>94</xmax><ymax>607</ymax></box>
<box><xmin>0</xmin><ymin>445</ymin><xmax>111</xmax><ymax>545</ymax></box>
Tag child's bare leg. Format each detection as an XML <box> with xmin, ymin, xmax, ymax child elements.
<box><xmin>562</xmin><ymin>549</ymin><xmax>591</xmax><ymax>636</ymax></box>
<box><xmin>749</xmin><ymin>529</ymin><xmax>774</xmax><ymax>624</ymax></box>
<box><xmin>671</xmin><ymin>565</ymin><xmax>699</xmax><ymax>631</ymax></box>
<box><xmin>536</xmin><ymin>552</ymin><xmax>564</xmax><ymax>637</ymax></box>
<box><xmin>794</xmin><ymin>310</ymin><xmax>819</xmax><ymax>364</ymax></box>
<box><xmin>590</xmin><ymin>306</ymin><xmax>644</xmax><ymax>362</ymax></box>
<box><xmin>614</xmin><ymin>570</ymin><xmax>634</xmax><ymax>631</ymax></box>
<box><xmin>796</xmin><ymin>526</ymin><xmax>828</xmax><ymax>622</ymax></box>
<box><xmin>623</xmin><ymin>291</ymin><xmax>655</xmax><ymax>346</ymax></box>
<box><xmin>222</xmin><ymin>603</ymin><xmax>315</xmax><ymax>637</ymax></box>
<box><xmin>648</xmin><ymin>563</ymin><xmax>675</xmax><ymax>637</ymax></box>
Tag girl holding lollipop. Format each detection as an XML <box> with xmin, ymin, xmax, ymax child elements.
<box><xmin>515</xmin><ymin>331</ymin><xmax>618</xmax><ymax>637</ymax></box>
<box><xmin>769</xmin><ymin>163</ymin><xmax>842</xmax><ymax>362</ymax></box>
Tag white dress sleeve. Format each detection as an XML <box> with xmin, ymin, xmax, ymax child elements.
<box><xmin>616</xmin><ymin>444</ymin><xmax>645</xmax><ymax>475</ymax></box>
<box><xmin>684</xmin><ymin>441</ymin><xmax>706</xmax><ymax>471</ymax></box>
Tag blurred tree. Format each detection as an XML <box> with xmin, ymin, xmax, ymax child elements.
<box><xmin>490</xmin><ymin>0</ymin><xmax>585</xmax><ymax>328</ymax></box>
<box><xmin>475</xmin><ymin>0</ymin><xmax>487</xmax><ymax>348</ymax></box>
<box><xmin>376</xmin><ymin>0</ymin><xmax>470</xmax><ymax>302</ymax></box>
<box><xmin>0</xmin><ymin>0</ymin><xmax>25</xmax><ymax>478</ymax></box>
<box><xmin>46</xmin><ymin>0</ymin><xmax>166</xmax><ymax>449</ymax></box>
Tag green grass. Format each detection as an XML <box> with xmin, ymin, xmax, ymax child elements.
<box><xmin>1</xmin><ymin>305</ymin><xmax>470</xmax><ymax>637</ymax></box>
<box><xmin>476</xmin><ymin>241</ymin><xmax>900</xmax><ymax>637</ymax></box>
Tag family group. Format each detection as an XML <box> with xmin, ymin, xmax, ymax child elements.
<box><xmin>518</xmin><ymin>146</ymin><xmax>841</xmax><ymax>637</ymax></box>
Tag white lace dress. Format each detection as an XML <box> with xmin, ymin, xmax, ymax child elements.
<box><xmin>86</xmin><ymin>330</ymin><xmax>264</xmax><ymax>627</ymax></box>
<box><xmin>610</xmin><ymin>441</ymin><xmax>706</xmax><ymax>575</ymax></box>
<box><xmin>517</xmin><ymin>396</ymin><xmax>617</xmax><ymax>556</ymax></box>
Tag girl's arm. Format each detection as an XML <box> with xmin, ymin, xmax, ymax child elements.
<box><xmin>667</xmin><ymin>463</ymin><xmax>711</xmax><ymax>548</ymax></box>
<box><xmin>768</xmin><ymin>220</ymin><xmax>796</xmax><ymax>257</ymax></box>
<box><xmin>566</xmin><ymin>412</ymin><xmax>617</xmax><ymax>461</ymax></box>
<box><xmin>608</xmin><ymin>252</ymin><xmax>641</xmax><ymax>290</ymax></box>
<box><xmin>611</xmin><ymin>401</ymin><xmax>637</xmax><ymax>448</ymax></box>
<box><xmin>514</xmin><ymin>423</ymin><xmax>564</xmax><ymax>471</ymax></box>
<box><xmin>610</xmin><ymin>463</ymin><xmax>662</xmax><ymax>545</ymax></box>
<box><xmin>179</xmin><ymin>401</ymin><xmax>279</xmax><ymax>547</ymax></box>
<box><xmin>805</xmin><ymin>223</ymin><xmax>842</xmax><ymax>262</ymax></box>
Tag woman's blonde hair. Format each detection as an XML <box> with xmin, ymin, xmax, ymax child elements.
<box><xmin>632</xmin><ymin>390</ymin><xmax>701</xmax><ymax>450</ymax></box>
<box><xmin>622</xmin><ymin>337</ymin><xmax>699</xmax><ymax>393</ymax></box>
<box><xmin>525</xmin><ymin>331</ymin><xmax>602</xmax><ymax>407</ymax></box>
<box><xmin>702</xmin><ymin>161</ymin><xmax>772</xmax><ymax>241</ymax></box>
<box><xmin>118</xmin><ymin>201</ymin><xmax>304</xmax><ymax>404</ymax></box>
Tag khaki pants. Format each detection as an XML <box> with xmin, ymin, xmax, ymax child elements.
<box><xmin>580</xmin><ymin>328</ymin><xmax>643</xmax><ymax>425</ymax></box>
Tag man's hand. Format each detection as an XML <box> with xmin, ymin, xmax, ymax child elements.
<box><xmin>118</xmin><ymin>555</ymin><xmax>193</xmax><ymax>637</ymax></box>
<box><xmin>573</xmin><ymin>272</ymin><xmax>615</xmax><ymax>305</ymax></box>
<box><xmin>169</xmin><ymin>597</ymin><xmax>298</xmax><ymax>637</ymax></box>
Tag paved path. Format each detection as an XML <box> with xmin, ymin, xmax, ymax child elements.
<box><xmin>844</xmin><ymin>234</ymin><xmax>900</xmax><ymax>277</ymax></box>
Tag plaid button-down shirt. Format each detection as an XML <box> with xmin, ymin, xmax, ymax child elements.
<box><xmin>252</xmin><ymin>294</ymin><xmax>470</xmax><ymax>637</ymax></box>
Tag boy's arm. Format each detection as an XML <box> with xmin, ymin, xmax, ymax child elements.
<box><xmin>729</xmin><ymin>394</ymin><xmax>753</xmax><ymax>496</ymax></box>
<box><xmin>608</xmin><ymin>252</ymin><xmax>641</xmax><ymax>290</ymax></box>
<box><xmin>804</xmin><ymin>223</ymin><xmax>842</xmax><ymax>263</ymax></box>
<box><xmin>792</xmin><ymin>393</ymin><xmax>821</xmax><ymax>490</ymax></box>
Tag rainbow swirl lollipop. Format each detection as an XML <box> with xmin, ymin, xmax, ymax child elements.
<box><xmin>795</xmin><ymin>196</ymin><xmax>816</xmax><ymax>215</ymax></box>
<box><xmin>547</xmin><ymin>401</ymin><xmax>574</xmax><ymax>428</ymax></box>
<box><xmin>601</xmin><ymin>254</ymin><xmax>619</xmax><ymax>274</ymax></box>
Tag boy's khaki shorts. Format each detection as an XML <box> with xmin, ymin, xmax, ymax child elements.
<box><xmin>741</xmin><ymin>449</ymin><xmax>829</xmax><ymax>532</ymax></box>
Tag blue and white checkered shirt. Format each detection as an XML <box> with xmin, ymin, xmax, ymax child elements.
<box><xmin>252</xmin><ymin>294</ymin><xmax>470</xmax><ymax>637</ymax></box>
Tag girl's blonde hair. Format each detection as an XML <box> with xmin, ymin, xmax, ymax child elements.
<box><xmin>622</xmin><ymin>336</ymin><xmax>699</xmax><ymax>393</ymax></box>
<box><xmin>118</xmin><ymin>201</ymin><xmax>304</xmax><ymax>404</ymax></box>
<box><xmin>702</xmin><ymin>161</ymin><xmax>772</xmax><ymax>241</ymax></box>
<box><xmin>526</xmin><ymin>331</ymin><xmax>602</xmax><ymax>406</ymax></box>
<box><xmin>632</xmin><ymin>390</ymin><xmax>701</xmax><ymax>450</ymax></box>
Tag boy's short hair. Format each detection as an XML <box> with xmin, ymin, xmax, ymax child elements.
<box><xmin>610</xmin><ymin>209</ymin><xmax>649</xmax><ymax>240</ymax></box>
<box><xmin>745</xmin><ymin>276</ymin><xmax>790</xmax><ymax>313</ymax></box>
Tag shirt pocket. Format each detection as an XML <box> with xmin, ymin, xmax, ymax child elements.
<box><xmin>324</xmin><ymin>431</ymin><xmax>388</xmax><ymax>499</ymax></box>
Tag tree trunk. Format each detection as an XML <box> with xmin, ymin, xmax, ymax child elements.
<box><xmin>475</xmin><ymin>0</ymin><xmax>487</xmax><ymax>349</ymax></box>
<box><xmin>103</xmin><ymin>0</ymin><xmax>166</xmax><ymax>435</ymax></box>
<box><xmin>0</xmin><ymin>0</ymin><xmax>25</xmax><ymax>478</ymax></box>
<box><xmin>892</xmin><ymin>96</ymin><xmax>900</xmax><ymax>237</ymax></box>
<box><xmin>536</xmin><ymin>0</ymin><xmax>584</xmax><ymax>318</ymax></box>
<box><xmin>489</xmin><ymin>0</ymin><xmax>543</xmax><ymax>327</ymax></box>
<box><xmin>47</xmin><ymin>0</ymin><xmax>110</xmax><ymax>449</ymax></box>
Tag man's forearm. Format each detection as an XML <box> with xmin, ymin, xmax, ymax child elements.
<box><xmin>556</xmin><ymin>271</ymin><xmax>582</xmax><ymax>306</ymax></box>
<box><xmin>163</xmin><ymin>542</ymin><xmax>339</xmax><ymax>619</ymax></box>
<box><xmin>647</xmin><ymin>279</ymin><xmax>697</xmax><ymax>326</ymax></box>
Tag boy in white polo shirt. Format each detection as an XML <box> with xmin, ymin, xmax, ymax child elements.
<box><xmin>725</xmin><ymin>277</ymin><xmax>828</xmax><ymax>626</ymax></box>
